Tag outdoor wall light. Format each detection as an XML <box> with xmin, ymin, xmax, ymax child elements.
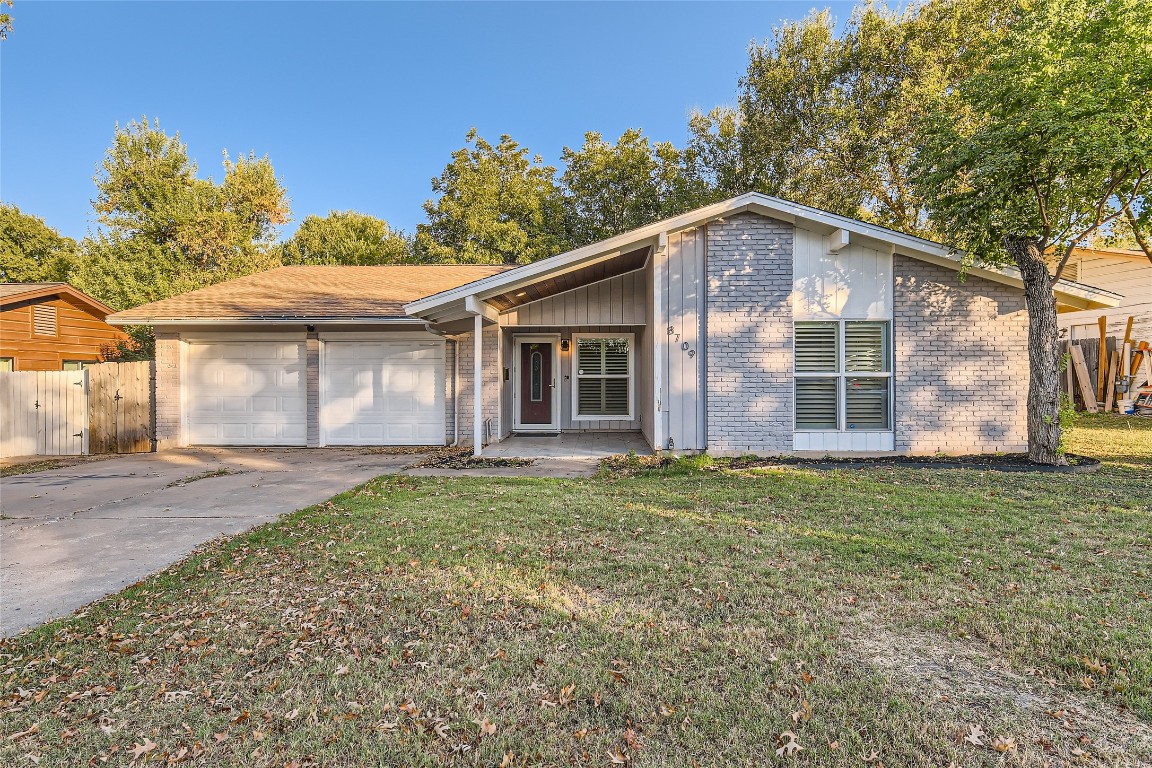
<box><xmin>560</xmin><ymin>339</ymin><xmax>570</xmax><ymax>352</ymax></box>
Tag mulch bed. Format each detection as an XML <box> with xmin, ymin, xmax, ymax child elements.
<box><xmin>406</xmin><ymin>448</ymin><xmax>535</xmax><ymax>470</ymax></box>
<box><xmin>601</xmin><ymin>452</ymin><xmax>1102</xmax><ymax>476</ymax></box>
<box><xmin>725</xmin><ymin>453</ymin><xmax>1102</xmax><ymax>473</ymax></box>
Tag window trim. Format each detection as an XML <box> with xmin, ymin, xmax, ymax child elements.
<box><xmin>571</xmin><ymin>332</ymin><xmax>635</xmax><ymax>421</ymax></box>
<box><xmin>794</xmin><ymin>320</ymin><xmax>892</xmax><ymax>432</ymax></box>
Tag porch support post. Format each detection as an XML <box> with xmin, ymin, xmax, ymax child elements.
<box><xmin>473</xmin><ymin>312</ymin><xmax>484</xmax><ymax>457</ymax></box>
<box><xmin>652</xmin><ymin>231</ymin><xmax>667</xmax><ymax>452</ymax></box>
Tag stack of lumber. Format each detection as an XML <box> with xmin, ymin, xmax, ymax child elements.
<box><xmin>1067</xmin><ymin>315</ymin><xmax>1152</xmax><ymax>415</ymax></box>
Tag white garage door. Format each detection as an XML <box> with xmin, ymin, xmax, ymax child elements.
<box><xmin>185</xmin><ymin>341</ymin><xmax>307</xmax><ymax>446</ymax></box>
<box><xmin>322</xmin><ymin>341</ymin><xmax>445</xmax><ymax>446</ymax></box>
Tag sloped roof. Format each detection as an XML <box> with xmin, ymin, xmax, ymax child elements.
<box><xmin>106</xmin><ymin>265</ymin><xmax>513</xmax><ymax>324</ymax></box>
<box><xmin>0</xmin><ymin>283</ymin><xmax>118</xmax><ymax>315</ymax></box>
<box><xmin>405</xmin><ymin>192</ymin><xmax>1122</xmax><ymax>320</ymax></box>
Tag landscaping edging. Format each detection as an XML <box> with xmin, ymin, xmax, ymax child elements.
<box><xmin>726</xmin><ymin>453</ymin><xmax>1102</xmax><ymax>474</ymax></box>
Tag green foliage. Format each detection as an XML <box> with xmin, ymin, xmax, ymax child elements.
<box><xmin>558</xmin><ymin>129</ymin><xmax>708</xmax><ymax>247</ymax></box>
<box><xmin>690</xmin><ymin>0</ymin><xmax>999</xmax><ymax>237</ymax></box>
<box><xmin>93</xmin><ymin>118</ymin><xmax>290</xmax><ymax>272</ymax></box>
<box><xmin>101</xmin><ymin>325</ymin><xmax>156</xmax><ymax>363</ymax></box>
<box><xmin>77</xmin><ymin>117</ymin><xmax>289</xmax><ymax>310</ymax></box>
<box><xmin>913</xmin><ymin>0</ymin><xmax>1152</xmax><ymax>270</ymax></box>
<box><xmin>282</xmin><ymin>210</ymin><xmax>413</xmax><ymax>265</ymax></box>
<box><xmin>0</xmin><ymin>0</ymin><xmax>11</xmax><ymax>40</ymax></box>
<box><xmin>416</xmin><ymin>129</ymin><xmax>564</xmax><ymax>264</ymax></box>
<box><xmin>0</xmin><ymin>204</ymin><xmax>78</xmax><ymax>282</ymax></box>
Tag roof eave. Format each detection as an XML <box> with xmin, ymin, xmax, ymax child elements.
<box><xmin>106</xmin><ymin>316</ymin><xmax>425</xmax><ymax>327</ymax></box>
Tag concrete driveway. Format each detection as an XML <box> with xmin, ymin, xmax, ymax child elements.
<box><xmin>0</xmin><ymin>448</ymin><xmax>414</xmax><ymax>636</ymax></box>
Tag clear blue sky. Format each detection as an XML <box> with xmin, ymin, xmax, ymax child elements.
<box><xmin>1</xmin><ymin>1</ymin><xmax>854</xmax><ymax>242</ymax></box>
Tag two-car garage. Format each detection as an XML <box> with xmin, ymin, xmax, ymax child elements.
<box><xmin>183</xmin><ymin>338</ymin><xmax>445</xmax><ymax>447</ymax></box>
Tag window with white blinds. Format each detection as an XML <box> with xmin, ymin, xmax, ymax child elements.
<box><xmin>794</xmin><ymin>321</ymin><xmax>891</xmax><ymax>431</ymax></box>
<box><xmin>33</xmin><ymin>304</ymin><xmax>58</xmax><ymax>336</ymax></box>
<box><xmin>574</xmin><ymin>335</ymin><xmax>633</xmax><ymax>419</ymax></box>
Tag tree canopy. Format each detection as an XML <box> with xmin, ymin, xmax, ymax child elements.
<box><xmin>282</xmin><ymin>211</ymin><xmax>413</xmax><ymax>266</ymax></box>
<box><xmin>689</xmin><ymin>0</ymin><xmax>999</xmax><ymax>237</ymax></box>
<box><xmin>0</xmin><ymin>204</ymin><xmax>78</xmax><ymax>283</ymax></box>
<box><xmin>913</xmin><ymin>0</ymin><xmax>1152</xmax><ymax>463</ymax></box>
<box><xmin>415</xmin><ymin>129</ymin><xmax>564</xmax><ymax>265</ymax></box>
<box><xmin>558</xmin><ymin>129</ymin><xmax>706</xmax><ymax>247</ymax></box>
<box><xmin>74</xmin><ymin>117</ymin><xmax>290</xmax><ymax>309</ymax></box>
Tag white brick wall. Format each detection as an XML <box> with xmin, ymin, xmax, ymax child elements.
<box><xmin>453</xmin><ymin>325</ymin><xmax>501</xmax><ymax>446</ymax></box>
<box><xmin>705</xmin><ymin>212</ymin><xmax>795</xmax><ymax>454</ymax></box>
<box><xmin>893</xmin><ymin>256</ymin><xmax>1029</xmax><ymax>454</ymax></box>
<box><xmin>153</xmin><ymin>332</ymin><xmax>181</xmax><ymax>450</ymax></box>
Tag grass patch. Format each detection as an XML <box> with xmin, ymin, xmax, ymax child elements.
<box><xmin>0</xmin><ymin>455</ymin><xmax>113</xmax><ymax>478</ymax></box>
<box><xmin>164</xmin><ymin>467</ymin><xmax>241</xmax><ymax>488</ymax></box>
<box><xmin>1</xmin><ymin>420</ymin><xmax>1149</xmax><ymax>766</ymax></box>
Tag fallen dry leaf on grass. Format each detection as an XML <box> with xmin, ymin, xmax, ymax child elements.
<box><xmin>963</xmin><ymin>724</ymin><xmax>985</xmax><ymax>746</ymax></box>
<box><xmin>130</xmin><ymin>737</ymin><xmax>158</xmax><ymax>759</ymax></box>
<box><xmin>776</xmin><ymin>731</ymin><xmax>803</xmax><ymax>757</ymax></box>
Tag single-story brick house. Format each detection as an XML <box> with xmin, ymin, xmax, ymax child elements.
<box><xmin>107</xmin><ymin>193</ymin><xmax>1120</xmax><ymax>456</ymax></box>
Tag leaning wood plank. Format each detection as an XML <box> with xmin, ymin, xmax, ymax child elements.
<box><xmin>1134</xmin><ymin>341</ymin><xmax>1150</xmax><ymax>378</ymax></box>
<box><xmin>1122</xmin><ymin>316</ymin><xmax>1134</xmax><ymax>354</ymax></box>
<box><xmin>1104</xmin><ymin>350</ymin><xmax>1119</xmax><ymax>412</ymax></box>
<box><xmin>1097</xmin><ymin>316</ymin><xmax>1108</xmax><ymax>401</ymax></box>
<box><xmin>1070</xmin><ymin>344</ymin><xmax>1099</xmax><ymax>413</ymax></box>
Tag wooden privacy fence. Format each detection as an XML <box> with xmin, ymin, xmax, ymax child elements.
<box><xmin>0</xmin><ymin>361</ymin><xmax>155</xmax><ymax>458</ymax></box>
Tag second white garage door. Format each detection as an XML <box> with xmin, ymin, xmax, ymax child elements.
<box><xmin>321</xmin><ymin>341</ymin><xmax>446</xmax><ymax>445</ymax></box>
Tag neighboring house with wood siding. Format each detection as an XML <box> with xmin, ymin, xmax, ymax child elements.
<box><xmin>0</xmin><ymin>283</ymin><xmax>129</xmax><ymax>371</ymax></box>
<box><xmin>1054</xmin><ymin>247</ymin><xmax>1151</xmax><ymax>343</ymax></box>
<box><xmin>107</xmin><ymin>193</ymin><xmax>1121</xmax><ymax>457</ymax></box>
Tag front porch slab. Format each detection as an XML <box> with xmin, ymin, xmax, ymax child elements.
<box><xmin>486</xmin><ymin>431</ymin><xmax>652</xmax><ymax>459</ymax></box>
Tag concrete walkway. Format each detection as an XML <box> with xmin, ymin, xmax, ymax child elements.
<box><xmin>0</xmin><ymin>448</ymin><xmax>413</xmax><ymax>635</ymax></box>
<box><xmin>404</xmin><ymin>432</ymin><xmax>651</xmax><ymax>478</ymax></box>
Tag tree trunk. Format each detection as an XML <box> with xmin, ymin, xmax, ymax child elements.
<box><xmin>1004</xmin><ymin>235</ymin><xmax>1065</xmax><ymax>465</ymax></box>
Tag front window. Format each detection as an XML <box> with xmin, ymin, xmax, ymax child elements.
<box><xmin>0</xmin><ymin>357</ymin><xmax>13</xmax><ymax>372</ymax></box>
<box><xmin>794</xmin><ymin>321</ymin><xmax>891</xmax><ymax>431</ymax></box>
<box><xmin>62</xmin><ymin>360</ymin><xmax>98</xmax><ymax>371</ymax></box>
<box><xmin>574</xmin><ymin>335</ymin><xmax>633</xmax><ymax>419</ymax></box>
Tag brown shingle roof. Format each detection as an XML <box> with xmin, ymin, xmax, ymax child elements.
<box><xmin>106</xmin><ymin>265</ymin><xmax>514</xmax><ymax>323</ymax></box>
<box><xmin>0</xmin><ymin>282</ymin><xmax>67</xmax><ymax>299</ymax></box>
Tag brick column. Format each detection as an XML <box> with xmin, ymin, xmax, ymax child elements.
<box><xmin>705</xmin><ymin>212</ymin><xmax>795</xmax><ymax>455</ymax></box>
<box><xmin>153</xmin><ymin>332</ymin><xmax>181</xmax><ymax>450</ymax></box>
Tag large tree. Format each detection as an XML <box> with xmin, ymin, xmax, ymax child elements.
<box><xmin>75</xmin><ymin>117</ymin><xmax>289</xmax><ymax>308</ymax></box>
<box><xmin>282</xmin><ymin>210</ymin><xmax>412</xmax><ymax>265</ymax></box>
<box><xmin>416</xmin><ymin>129</ymin><xmax>564</xmax><ymax>264</ymax></box>
<box><xmin>558</xmin><ymin>128</ymin><xmax>706</xmax><ymax>247</ymax></box>
<box><xmin>914</xmin><ymin>0</ymin><xmax>1152</xmax><ymax>464</ymax></box>
<box><xmin>690</xmin><ymin>0</ymin><xmax>999</xmax><ymax>237</ymax></box>
<box><xmin>0</xmin><ymin>204</ymin><xmax>78</xmax><ymax>282</ymax></box>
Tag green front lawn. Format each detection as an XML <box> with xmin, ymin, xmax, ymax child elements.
<box><xmin>3</xmin><ymin>416</ymin><xmax>1150</xmax><ymax>766</ymax></box>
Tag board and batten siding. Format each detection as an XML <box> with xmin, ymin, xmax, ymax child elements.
<box><xmin>1058</xmin><ymin>254</ymin><xmax>1151</xmax><ymax>344</ymax></box>
<box><xmin>654</xmin><ymin>227</ymin><xmax>706</xmax><ymax>451</ymax></box>
<box><xmin>792</xmin><ymin>230</ymin><xmax>891</xmax><ymax>320</ymax></box>
<box><xmin>500</xmin><ymin>270</ymin><xmax>646</xmax><ymax>326</ymax></box>
<box><xmin>791</xmin><ymin>227</ymin><xmax>894</xmax><ymax>452</ymax></box>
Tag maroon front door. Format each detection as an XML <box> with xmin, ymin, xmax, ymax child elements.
<box><xmin>519</xmin><ymin>342</ymin><xmax>553</xmax><ymax>426</ymax></box>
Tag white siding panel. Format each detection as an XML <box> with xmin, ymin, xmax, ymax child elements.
<box><xmin>792</xmin><ymin>229</ymin><xmax>892</xmax><ymax>320</ymax></box>
<box><xmin>501</xmin><ymin>271</ymin><xmax>647</xmax><ymax>326</ymax></box>
<box><xmin>663</xmin><ymin>229</ymin><xmax>706</xmax><ymax>450</ymax></box>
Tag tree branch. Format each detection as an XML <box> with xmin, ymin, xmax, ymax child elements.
<box><xmin>1049</xmin><ymin>170</ymin><xmax>1134</xmax><ymax>285</ymax></box>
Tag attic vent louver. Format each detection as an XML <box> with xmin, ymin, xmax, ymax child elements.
<box><xmin>33</xmin><ymin>304</ymin><xmax>58</xmax><ymax>336</ymax></box>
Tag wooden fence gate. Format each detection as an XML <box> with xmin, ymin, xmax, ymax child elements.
<box><xmin>88</xmin><ymin>361</ymin><xmax>155</xmax><ymax>454</ymax></box>
<box><xmin>0</xmin><ymin>361</ymin><xmax>155</xmax><ymax>458</ymax></box>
